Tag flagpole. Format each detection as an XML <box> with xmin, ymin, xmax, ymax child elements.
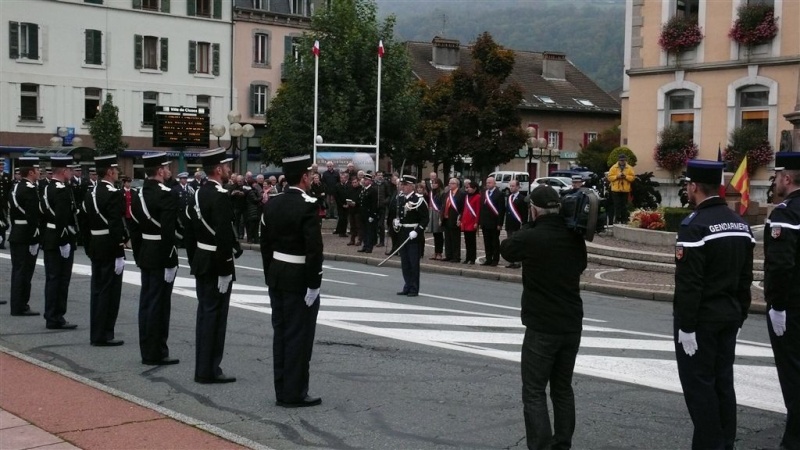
<box><xmin>313</xmin><ymin>40</ymin><xmax>320</xmax><ymax>166</ymax></box>
<box><xmin>375</xmin><ymin>40</ymin><xmax>383</xmax><ymax>173</ymax></box>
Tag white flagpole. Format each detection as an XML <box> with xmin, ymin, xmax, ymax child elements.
<box><xmin>375</xmin><ymin>40</ymin><xmax>383</xmax><ymax>173</ymax></box>
<box><xmin>313</xmin><ymin>40</ymin><xmax>320</xmax><ymax>166</ymax></box>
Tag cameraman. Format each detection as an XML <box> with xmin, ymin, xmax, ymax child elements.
<box><xmin>499</xmin><ymin>185</ymin><xmax>587</xmax><ymax>450</ymax></box>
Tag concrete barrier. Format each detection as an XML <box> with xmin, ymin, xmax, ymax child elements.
<box><xmin>612</xmin><ymin>225</ymin><xmax>676</xmax><ymax>247</ymax></box>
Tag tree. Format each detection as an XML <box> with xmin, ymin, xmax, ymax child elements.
<box><xmin>261</xmin><ymin>0</ymin><xmax>419</xmax><ymax>166</ymax></box>
<box><xmin>89</xmin><ymin>93</ymin><xmax>127</xmax><ymax>156</ymax></box>
<box><xmin>576</xmin><ymin>124</ymin><xmax>620</xmax><ymax>176</ymax></box>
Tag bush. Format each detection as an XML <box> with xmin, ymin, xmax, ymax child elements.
<box><xmin>631</xmin><ymin>172</ymin><xmax>662</xmax><ymax>209</ymax></box>
<box><xmin>607</xmin><ymin>146</ymin><xmax>637</xmax><ymax>168</ymax></box>
<box><xmin>663</xmin><ymin>207</ymin><xmax>693</xmax><ymax>232</ymax></box>
<box><xmin>724</xmin><ymin>124</ymin><xmax>774</xmax><ymax>174</ymax></box>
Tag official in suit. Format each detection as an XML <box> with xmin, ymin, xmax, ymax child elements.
<box><xmin>358</xmin><ymin>173</ymin><xmax>379</xmax><ymax>253</ymax></box>
<box><xmin>41</xmin><ymin>156</ymin><xmax>80</xmax><ymax>329</ymax></box>
<box><xmin>130</xmin><ymin>153</ymin><xmax>180</xmax><ymax>366</ymax></box>
<box><xmin>480</xmin><ymin>176</ymin><xmax>505</xmax><ymax>266</ymax></box>
<box><xmin>503</xmin><ymin>180</ymin><xmax>528</xmax><ymax>269</ymax></box>
<box><xmin>260</xmin><ymin>155</ymin><xmax>324</xmax><ymax>408</ymax></box>
<box><xmin>442</xmin><ymin>178</ymin><xmax>463</xmax><ymax>263</ymax></box>
<box><xmin>395</xmin><ymin>175</ymin><xmax>429</xmax><ymax>297</ymax></box>
<box><xmin>0</xmin><ymin>166</ymin><xmax>11</xmax><ymax>251</ymax></box>
<box><xmin>8</xmin><ymin>157</ymin><xmax>42</xmax><ymax>316</ymax></box>
<box><xmin>83</xmin><ymin>155</ymin><xmax>127</xmax><ymax>346</ymax></box>
<box><xmin>191</xmin><ymin>148</ymin><xmax>241</xmax><ymax>384</ymax></box>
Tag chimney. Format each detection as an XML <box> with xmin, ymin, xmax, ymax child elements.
<box><xmin>542</xmin><ymin>51</ymin><xmax>566</xmax><ymax>80</ymax></box>
<box><xmin>431</xmin><ymin>36</ymin><xmax>460</xmax><ymax>67</ymax></box>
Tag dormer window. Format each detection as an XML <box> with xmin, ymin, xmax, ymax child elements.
<box><xmin>575</xmin><ymin>99</ymin><xmax>594</xmax><ymax>107</ymax></box>
<box><xmin>535</xmin><ymin>95</ymin><xmax>555</xmax><ymax>104</ymax></box>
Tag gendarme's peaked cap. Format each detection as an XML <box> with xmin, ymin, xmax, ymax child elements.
<box><xmin>685</xmin><ymin>160</ymin><xmax>723</xmax><ymax>185</ymax></box>
<box><xmin>94</xmin><ymin>154</ymin><xmax>119</xmax><ymax>169</ymax></box>
<box><xmin>774</xmin><ymin>152</ymin><xmax>800</xmax><ymax>171</ymax></box>
<box><xmin>18</xmin><ymin>157</ymin><xmax>40</xmax><ymax>168</ymax></box>
<box><xmin>143</xmin><ymin>152</ymin><xmax>171</xmax><ymax>169</ymax></box>
<box><xmin>200</xmin><ymin>148</ymin><xmax>233</xmax><ymax>166</ymax></box>
<box><xmin>400</xmin><ymin>174</ymin><xmax>416</xmax><ymax>184</ymax></box>
<box><xmin>281</xmin><ymin>154</ymin><xmax>313</xmax><ymax>177</ymax></box>
<box><xmin>50</xmin><ymin>156</ymin><xmax>79</xmax><ymax>168</ymax></box>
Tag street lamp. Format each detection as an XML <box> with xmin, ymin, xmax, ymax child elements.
<box><xmin>211</xmin><ymin>110</ymin><xmax>255</xmax><ymax>173</ymax></box>
<box><xmin>526</xmin><ymin>127</ymin><xmax>559</xmax><ymax>163</ymax></box>
<box><xmin>51</xmin><ymin>127</ymin><xmax>82</xmax><ymax>148</ymax></box>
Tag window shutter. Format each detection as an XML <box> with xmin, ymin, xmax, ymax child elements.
<box><xmin>134</xmin><ymin>34</ymin><xmax>143</xmax><ymax>69</ymax></box>
<box><xmin>132</xmin><ymin>0</ymin><xmax>141</xmax><ymax>9</ymax></box>
<box><xmin>284</xmin><ymin>36</ymin><xmax>292</xmax><ymax>62</ymax></box>
<box><xmin>582</xmin><ymin>133</ymin><xmax>588</xmax><ymax>149</ymax></box>
<box><xmin>85</xmin><ymin>30</ymin><xmax>92</xmax><ymax>64</ymax></box>
<box><xmin>95</xmin><ymin>31</ymin><xmax>102</xmax><ymax>64</ymax></box>
<box><xmin>28</xmin><ymin>24</ymin><xmax>39</xmax><ymax>60</ymax></box>
<box><xmin>213</xmin><ymin>0</ymin><xmax>222</xmax><ymax>18</ymax></box>
<box><xmin>249</xmin><ymin>84</ymin><xmax>255</xmax><ymax>116</ymax></box>
<box><xmin>187</xmin><ymin>0</ymin><xmax>195</xmax><ymax>16</ymax></box>
<box><xmin>188</xmin><ymin>40</ymin><xmax>196</xmax><ymax>73</ymax></box>
<box><xmin>9</xmin><ymin>22</ymin><xmax>19</xmax><ymax>59</ymax></box>
<box><xmin>160</xmin><ymin>37</ymin><xmax>168</xmax><ymax>71</ymax></box>
<box><xmin>212</xmin><ymin>43</ymin><xmax>220</xmax><ymax>76</ymax></box>
<box><xmin>161</xmin><ymin>0</ymin><xmax>170</xmax><ymax>13</ymax></box>
<box><xmin>558</xmin><ymin>132</ymin><xmax>563</xmax><ymax>150</ymax></box>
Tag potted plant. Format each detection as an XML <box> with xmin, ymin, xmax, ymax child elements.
<box><xmin>658</xmin><ymin>15</ymin><xmax>704</xmax><ymax>57</ymax></box>
<box><xmin>724</xmin><ymin>123</ymin><xmax>774</xmax><ymax>174</ymax></box>
<box><xmin>653</xmin><ymin>125</ymin><xmax>699</xmax><ymax>174</ymax></box>
<box><xmin>729</xmin><ymin>3</ymin><xmax>779</xmax><ymax>47</ymax></box>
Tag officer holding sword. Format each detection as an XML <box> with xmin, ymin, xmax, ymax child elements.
<box><xmin>394</xmin><ymin>175</ymin><xmax>428</xmax><ymax>297</ymax></box>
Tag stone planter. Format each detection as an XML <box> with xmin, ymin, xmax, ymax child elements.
<box><xmin>612</xmin><ymin>225</ymin><xmax>676</xmax><ymax>247</ymax></box>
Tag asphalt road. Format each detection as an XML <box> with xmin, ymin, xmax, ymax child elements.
<box><xmin>0</xmin><ymin>247</ymin><xmax>788</xmax><ymax>449</ymax></box>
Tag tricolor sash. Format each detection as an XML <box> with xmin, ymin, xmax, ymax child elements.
<box><xmin>465</xmin><ymin>194</ymin><xmax>477</xmax><ymax>219</ymax></box>
<box><xmin>508</xmin><ymin>193</ymin><xmax>522</xmax><ymax>223</ymax></box>
<box><xmin>448</xmin><ymin>190</ymin><xmax>459</xmax><ymax>214</ymax></box>
<box><xmin>484</xmin><ymin>191</ymin><xmax>499</xmax><ymax>216</ymax></box>
<box><xmin>430</xmin><ymin>191</ymin><xmax>440</xmax><ymax>211</ymax></box>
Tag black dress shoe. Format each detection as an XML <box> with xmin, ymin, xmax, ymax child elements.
<box><xmin>396</xmin><ymin>291</ymin><xmax>409</xmax><ymax>295</ymax></box>
<box><xmin>276</xmin><ymin>396</ymin><xmax>322</xmax><ymax>408</ymax></box>
<box><xmin>0</xmin><ymin>300</ymin><xmax>7</xmax><ymax>305</ymax></box>
<box><xmin>194</xmin><ymin>374</ymin><xmax>236</xmax><ymax>384</ymax></box>
<box><xmin>441</xmin><ymin>258</ymin><xmax>452</xmax><ymax>262</ymax></box>
<box><xmin>480</xmin><ymin>261</ymin><xmax>491</xmax><ymax>266</ymax></box>
<box><xmin>375</xmin><ymin>243</ymin><xmax>384</xmax><ymax>248</ymax></box>
<box><xmin>406</xmin><ymin>292</ymin><xmax>418</xmax><ymax>297</ymax></box>
<box><xmin>46</xmin><ymin>322</ymin><xmax>78</xmax><ymax>330</ymax></box>
<box><xmin>357</xmin><ymin>248</ymin><xmax>366</xmax><ymax>252</ymax></box>
<box><xmin>11</xmin><ymin>310</ymin><xmax>40</xmax><ymax>316</ymax></box>
<box><xmin>91</xmin><ymin>339</ymin><xmax>124</xmax><ymax>347</ymax></box>
<box><xmin>143</xmin><ymin>357</ymin><xmax>180</xmax><ymax>366</ymax></box>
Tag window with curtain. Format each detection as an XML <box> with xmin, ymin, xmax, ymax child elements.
<box><xmin>738</xmin><ymin>87</ymin><xmax>769</xmax><ymax>131</ymax></box>
<box><xmin>667</xmin><ymin>90</ymin><xmax>695</xmax><ymax>135</ymax></box>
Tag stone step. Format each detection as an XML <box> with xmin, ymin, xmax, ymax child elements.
<box><xmin>586</xmin><ymin>240</ymin><xmax>764</xmax><ymax>271</ymax></box>
<box><xmin>588</xmin><ymin>253</ymin><xmax>764</xmax><ymax>281</ymax></box>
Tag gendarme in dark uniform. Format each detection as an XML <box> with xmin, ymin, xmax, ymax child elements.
<box><xmin>260</xmin><ymin>154</ymin><xmax>324</xmax><ymax>408</ymax></box>
<box><xmin>8</xmin><ymin>157</ymin><xmax>42</xmax><ymax>316</ymax></box>
<box><xmin>0</xmin><ymin>166</ymin><xmax>11</xmax><ymax>251</ymax></box>
<box><xmin>764</xmin><ymin>152</ymin><xmax>800</xmax><ymax>450</ymax></box>
<box><xmin>190</xmin><ymin>148</ymin><xmax>241</xmax><ymax>384</ymax></box>
<box><xmin>83</xmin><ymin>155</ymin><xmax>126</xmax><ymax>346</ymax></box>
<box><xmin>130</xmin><ymin>153</ymin><xmax>180</xmax><ymax>366</ymax></box>
<box><xmin>358</xmin><ymin>173</ymin><xmax>378</xmax><ymax>253</ymax></box>
<box><xmin>41</xmin><ymin>156</ymin><xmax>80</xmax><ymax>329</ymax></box>
<box><xmin>673</xmin><ymin>160</ymin><xmax>754</xmax><ymax>450</ymax></box>
<box><xmin>395</xmin><ymin>175</ymin><xmax>429</xmax><ymax>297</ymax></box>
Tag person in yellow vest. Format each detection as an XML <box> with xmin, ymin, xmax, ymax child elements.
<box><xmin>606</xmin><ymin>154</ymin><xmax>635</xmax><ymax>224</ymax></box>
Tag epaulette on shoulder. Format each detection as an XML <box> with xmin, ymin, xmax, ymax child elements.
<box><xmin>26</xmin><ymin>181</ymin><xmax>36</xmax><ymax>188</ymax></box>
<box><xmin>681</xmin><ymin>211</ymin><xmax>697</xmax><ymax>226</ymax></box>
<box><xmin>159</xmin><ymin>183</ymin><xmax>171</xmax><ymax>192</ymax></box>
<box><xmin>55</xmin><ymin>182</ymin><xmax>65</xmax><ymax>189</ymax></box>
<box><xmin>215</xmin><ymin>185</ymin><xmax>228</xmax><ymax>193</ymax></box>
<box><xmin>301</xmin><ymin>192</ymin><xmax>317</xmax><ymax>203</ymax></box>
<box><xmin>106</xmin><ymin>185</ymin><xmax>119</xmax><ymax>192</ymax></box>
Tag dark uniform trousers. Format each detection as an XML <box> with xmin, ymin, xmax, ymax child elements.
<box><xmin>271</xmin><ymin>287</ymin><xmax>320</xmax><ymax>402</ymax></box>
<box><xmin>139</xmin><ymin>268</ymin><xmax>174</xmax><ymax>361</ymax></box>
<box><xmin>482</xmin><ymin>228</ymin><xmax>501</xmax><ymax>264</ymax></box>
<box><xmin>362</xmin><ymin>217</ymin><xmax>376</xmax><ymax>251</ymax></box>
<box><xmin>674</xmin><ymin>321</ymin><xmax>739</xmax><ymax>450</ymax></box>
<box><xmin>195</xmin><ymin>275</ymin><xmax>231</xmax><ymax>379</ymax></box>
<box><xmin>444</xmin><ymin>225</ymin><xmax>461</xmax><ymax>261</ymax></box>
<box><xmin>10</xmin><ymin>243</ymin><xmax>38</xmax><ymax>314</ymax></box>
<box><xmin>43</xmin><ymin>248</ymin><xmax>73</xmax><ymax>326</ymax></box>
<box><xmin>399</xmin><ymin>234</ymin><xmax>421</xmax><ymax>294</ymax></box>
<box><xmin>768</xmin><ymin>310</ymin><xmax>800</xmax><ymax>449</ymax></box>
<box><xmin>90</xmin><ymin>259</ymin><xmax>123</xmax><ymax>343</ymax></box>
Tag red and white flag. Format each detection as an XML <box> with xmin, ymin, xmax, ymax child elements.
<box><xmin>378</xmin><ymin>40</ymin><xmax>384</xmax><ymax>58</ymax></box>
<box><xmin>312</xmin><ymin>40</ymin><xmax>320</xmax><ymax>57</ymax></box>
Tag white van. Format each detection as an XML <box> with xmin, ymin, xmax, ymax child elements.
<box><xmin>488</xmin><ymin>171</ymin><xmax>530</xmax><ymax>195</ymax></box>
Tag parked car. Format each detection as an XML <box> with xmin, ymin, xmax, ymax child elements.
<box><xmin>533</xmin><ymin>176</ymin><xmax>573</xmax><ymax>193</ymax></box>
<box><xmin>488</xmin><ymin>171</ymin><xmax>530</xmax><ymax>195</ymax></box>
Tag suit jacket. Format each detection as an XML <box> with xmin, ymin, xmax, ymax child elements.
<box><xmin>504</xmin><ymin>191</ymin><xmax>528</xmax><ymax>232</ymax></box>
<box><xmin>441</xmin><ymin>189</ymin><xmax>464</xmax><ymax>228</ymax></box>
<box><xmin>480</xmin><ymin>188</ymin><xmax>506</xmax><ymax>229</ymax></box>
<box><xmin>190</xmin><ymin>180</ymin><xmax>237</xmax><ymax>278</ymax></box>
<box><xmin>82</xmin><ymin>180</ymin><xmax>125</xmax><ymax>260</ymax></box>
<box><xmin>130</xmin><ymin>179</ymin><xmax>179</xmax><ymax>270</ymax></box>
<box><xmin>260</xmin><ymin>187</ymin><xmax>324</xmax><ymax>293</ymax></box>
<box><xmin>358</xmin><ymin>184</ymin><xmax>378</xmax><ymax>220</ymax></box>
<box><xmin>41</xmin><ymin>179</ymin><xmax>78</xmax><ymax>250</ymax></box>
<box><xmin>8</xmin><ymin>179</ymin><xmax>41</xmax><ymax>245</ymax></box>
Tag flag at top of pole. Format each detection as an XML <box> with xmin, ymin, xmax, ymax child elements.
<box><xmin>378</xmin><ymin>40</ymin><xmax>385</xmax><ymax>58</ymax></box>
<box><xmin>313</xmin><ymin>40</ymin><xmax>320</xmax><ymax>57</ymax></box>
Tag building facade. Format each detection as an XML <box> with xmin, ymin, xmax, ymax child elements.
<box><xmin>622</xmin><ymin>0</ymin><xmax>800</xmax><ymax>203</ymax></box>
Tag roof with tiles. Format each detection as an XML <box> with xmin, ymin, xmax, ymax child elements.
<box><xmin>405</xmin><ymin>39</ymin><xmax>620</xmax><ymax>115</ymax></box>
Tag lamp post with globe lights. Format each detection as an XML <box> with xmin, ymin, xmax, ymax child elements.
<box><xmin>211</xmin><ymin>110</ymin><xmax>255</xmax><ymax>173</ymax></box>
<box><xmin>526</xmin><ymin>126</ymin><xmax>559</xmax><ymax>178</ymax></box>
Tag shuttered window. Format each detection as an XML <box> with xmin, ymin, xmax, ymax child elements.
<box><xmin>8</xmin><ymin>22</ymin><xmax>39</xmax><ymax>60</ymax></box>
<box><xmin>85</xmin><ymin>29</ymin><xmax>103</xmax><ymax>65</ymax></box>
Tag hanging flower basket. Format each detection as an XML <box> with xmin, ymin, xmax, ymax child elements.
<box><xmin>653</xmin><ymin>125</ymin><xmax>699</xmax><ymax>173</ymax></box>
<box><xmin>729</xmin><ymin>3</ymin><xmax>778</xmax><ymax>47</ymax></box>
<box><xmin>658</xmin><ymin>15</ymin><xmax>704</xmax><ymax>54</ymax></box>
<box><xmin>724</xmin><ymin>124</ymin><xmax>774</xmax><ymax>174</ymax></box>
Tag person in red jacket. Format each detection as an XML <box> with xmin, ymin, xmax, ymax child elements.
<box><xmin>459</xmin><ymin>180</ymin><xmax>481</xmax><ymax>265</ymax></box>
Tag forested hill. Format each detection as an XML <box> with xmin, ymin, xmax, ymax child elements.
<box><xmin>376</xmin><ymin>0</ymin><xmax>625</xmax><ymax>93</ymax></box>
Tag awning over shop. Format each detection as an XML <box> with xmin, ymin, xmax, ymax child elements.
<box><xmin>24</xmin><ymin>146</ymin><xmax>95</xmax><ymax>164</ymax></box>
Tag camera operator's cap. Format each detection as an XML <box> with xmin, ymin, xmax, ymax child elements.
<box><xmin>200</xmin><ymin>147</ymin><xmax>233</xmax><ymax>167</ymax></box>
<box><xmin>143</xmin><ymin>152</ymin><xmax>170</xmax><ymax>169</ymax></box>
<box><xmin>50</xmin><ymin>156</ymin><xmax>78</xmax><ymax>168</ymax></box>
<box><xmin>281</xmin><ymin>154</ymin><xmax>313</xmax><ymax>178</ymax></box>
<box><xmin>18</xmin><ymin>157</ymin><xmax>40</xmax><ymax>169</ymax></box>
<box><xmin>94</xmin><ymin>154</ymin><xmax>118</xmax><ymax>170</ymax></box>
<box><xmin>571</xmin><ymin>175</ymin><xmax>583</xmax><ymax>182</ymax></box>
<box><xmin>529</xmin><ymin>185</ymin><xmax>560</xmax><ymax>208</ymax></box>
<box><xmin>400</xmin><ymin>174</ymin><xmax>416</xmax><ymax>184</ymax></box>
<box><xmin>774</xmin><ymin>152</ymin><xmax>800</xmax><ymax>171</ymax></box>
<box><xmin>177</xmin><ymin>172</ymin><xmax>189</xmax><ymax>179</ymax></box>
<box><xmin>685</xmin><ymin>160</ymin><xmax>724</xmax><ymax>184</ymax></box>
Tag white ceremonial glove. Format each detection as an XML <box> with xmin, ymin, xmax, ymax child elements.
<box><xmin>304</xmin><ymin>288</ymin><xmax>320</xmax><ymax>307</ymax></box>
<box><xmin>67</xmin><ymin>226</ymin><xmax>77</xmax><ymax>235</ymax></box>
<box><xmin>769</xmin><ymin>308</ymin><xmax>787</xmax><ymax>337</ymax></box>
<box><xmin>164</xmin><ymin>266</ymin><xmax>178</xmax><ymax>284</ymax></box>
<box><xmin>59</xmin><ymin>244</ymin><xmax>71</xmax><ymax>259</ymax></box>
<box><xmin>217</xmin><ymin>275</ymin><xmax>233</xmax><ymax>294</ymax></box>
<box><xmin>368</xmin><ymin>217</ymin><xmax>374</xmax><ymax>223</ymax></box>
<box><xmin>0</xmin><ymin>219</ymin><xmax>6</xmax><ymax>228</ymax></box>
<box><xmin>737</xmin><ymin>328</ymin><xmax>741</xmax><ymax>339</ymax></box>
<box><xmin>29</xmin><ymin>244</ymin><xmax>39</xmax><ymax>256</ymax></box>
<box><xmin>677</xmin><ymin>330</ymin><xmax>698</xmax><ymax>356</ymax></box>
<box><xmin>409</xmin><ymin>230</ymin><xmax>418</xmax><ymax>240</ymax></box>
<box><xmin>114</xmin><ymin>257</ymin><xmax>125</xmax><ymax>275</ymax></box>
<box><xmin>393</xmin><ymin>218</ymin><xmax>400</xmax><ymax>228</ymax></box>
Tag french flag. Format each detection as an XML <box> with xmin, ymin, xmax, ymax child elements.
<box><xmin>378</xmin><ymin>40</ymin><xmax>384</xmax><ymax>58</ymax></box>
<box><xmin>312</xmin><ymin>40</ymin><xmax>320</xmax><ymax>57</ymax></box>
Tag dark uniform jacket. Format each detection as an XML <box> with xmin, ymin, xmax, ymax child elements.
<box><xmin>501</xmin><ymin>215</ymin><xmax>587</xmax><ymax>334</ymax></box>
<box><xmin>9</xmin><ymin>179</ymin><xmax>41</xmax><ymax>245</ymax></box>
<box><xmin>479</xmin><ymin>188</ymin><xmax>506</xmax><ymax>229</ymax></box>
<box><xmin>397</xmin><ymin>192</ymin><xmax>429</xmax><ymax>238</ymax></box>
<box><xmin>0</xmin><ymin>173</ymin><xmax>12</xmax><ymax>228</ymax></box>
<box><xmin>41</xmin><ymin>178</ymin><xmax>78</xmax><ymax>250</ymax></box>
<box><xmin>358</xmin><ymin>184</ymin><xmax>379</xmax><ymax>221</ymax></box>
<box><xmin>130</xmin><ymin>179</ymin><xmax>179</xmax><ymax>270</ymax></box>
<box><xmin>171</xmin><ymin>183</ymin><xmax>194</xmax><ymax>215</ymax></box>
<box><xmin>82</xmin><ymin>180</ymin><xmax>126</xmax><ymax>260</ymax></box>
<box><xmin>764</xmin><ymin>189</ymin><xmax>800</xmax><ymax>311</ymax></box>
<box><xmin>441</xmin><ymin>189</ymin><xmax>464</xmax><ymax>227</ymax></box>
<box><xmin>333</xmin><ymin>181</ymin><xmax>349</xmax><ymax>209</ymax></box>
<box><xmin>190</xmin><ymin>180</ymin><xmax>237</xmax><ymax>278</ymax></box>
<box><xmin>673</xmin><ymin>197</ymin><xmax>754</xmax><ymax>333</ymax></box>
<box><xmin>260</xmin><ymin>187</ymin><xmax>324</xmax><ymax>293</ymax></box>
<box><xmin>504</xmin><ymin>191</ymin><xmax>528</xmax><ymax>233</ymax></box>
